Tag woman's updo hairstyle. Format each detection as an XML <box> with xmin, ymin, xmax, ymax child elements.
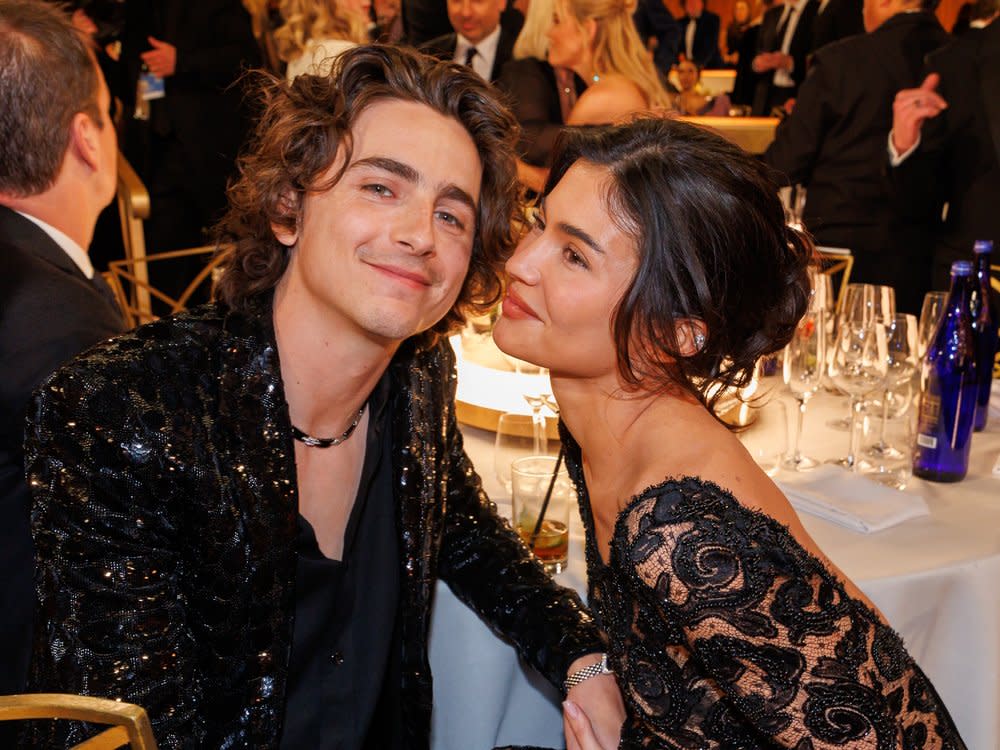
<box><xmin>543</xmin><ymin>117</ymin><xmax>812</xmax><ymax>419</ymax></box>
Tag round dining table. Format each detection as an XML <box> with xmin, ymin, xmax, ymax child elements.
<box><xmin>428</xmin><ymin>378</ymin><xmax>1000</xmax><ymax>750</ymax></box>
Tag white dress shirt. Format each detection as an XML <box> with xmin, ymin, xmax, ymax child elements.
<box><xmin>775</xmin><ymin>0</ymin><xmax>808</xmax><ymax>88</ymax></box>
<box><xmin>454</xmin><ymin>26</ymin><xmax>501</xmax><ymax>81</ymax></box>
<box><xmin>15</xmin><ymin>210</ymin><xmax>94</xmax><ymax>279</ymax></box>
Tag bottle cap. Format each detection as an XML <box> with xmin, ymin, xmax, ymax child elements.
<box><xmin>951</xmin><ymin>260</ymin><xmax>973</xmax><ymax>276</ymax></box>
<box><xmin>973</xmin><ymin>240</ymin><xmax>994</xmax><ymax>254</ymax></box>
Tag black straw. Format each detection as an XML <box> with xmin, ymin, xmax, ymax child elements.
<box><xmin>529</xmin><ymin>446</ymin><xmax>565</xmax><ymax>549</ymax></box>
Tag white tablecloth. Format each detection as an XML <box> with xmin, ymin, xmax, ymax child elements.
<box><xmin>429</xmin><ymin>382</ymin><xmax>1000</xmax><ymax>750</ymax></box>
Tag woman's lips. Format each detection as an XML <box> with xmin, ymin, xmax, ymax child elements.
<box><xmin>502</xmin><ymin>288</ymin><xmax>540</xmax><ymax>320</ymax></box>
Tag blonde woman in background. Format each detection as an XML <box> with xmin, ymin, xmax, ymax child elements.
<box><xmin>498</xmin><ymin>0</ymin><xmax>586</xmax><ymax>171</ymax></box>
<box><xmin>547</xmin><ymin>0</ymin><xmax>671</xmax><ymax>125</ymax></box>
<box><xmin>275</xmin><ymin>0</ymin><xmax>371</xmax><ymax>79</ymax></box>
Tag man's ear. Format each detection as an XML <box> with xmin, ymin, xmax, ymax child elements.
<box><xmin>271</xmin><ymin>190</ymin><xmax>301</xmax><ymax>247</ymax></box>
<box><xmin>69</xmin><ymin>111</ymin><xmax>101</xmax><ymax>173</ymax></box>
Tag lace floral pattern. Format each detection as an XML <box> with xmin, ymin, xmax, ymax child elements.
<box><xmin>566</xmin><ymin>450</ymin><xmax>966</xmax><ymax>750</ymax></box>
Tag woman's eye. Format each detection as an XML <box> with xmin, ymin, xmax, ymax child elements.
<box><xmin>529</xmin><ymin>206</ymin><xmax>546</xmax><ymax>232</ymax></box>
<box><xmin>564</xmin><ymin>247</ymin><xmax>588</xmax><ymax>269</ymax></box>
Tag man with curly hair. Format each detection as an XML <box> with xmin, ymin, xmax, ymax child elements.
<box><xmin>23</xmin><ymin>45</ymin><xmax>623</xmax><ymax>749</ymax></box>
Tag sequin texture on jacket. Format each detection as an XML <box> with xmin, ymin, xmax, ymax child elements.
<box><xmin>23</xmin><ymin>295</ymin><xmax>602</xmax><ymax>749</ymax></box>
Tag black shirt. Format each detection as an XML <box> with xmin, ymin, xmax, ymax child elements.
<box><xmin>280</xmin><ymin>375</ymin><xmax>400</xmax><ymax>750</ymax></box>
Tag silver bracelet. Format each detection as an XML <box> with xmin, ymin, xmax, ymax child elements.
<box><xmin>564</xmin><ymin>653</ymin><xmax>613</xmax><ymax>693</ymax></box>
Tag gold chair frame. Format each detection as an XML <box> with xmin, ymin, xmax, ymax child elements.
<box><xmin>114</xmin><ymin>150</ymin><xmax>231</xmax><ymax>327</ymax></box>
<box><xmin>105</xmin><ymin>245</ymin><xmax>232</xmax><ymax>328</ymax></box>
<box><xmin>0</xmin><ymin>693</ymin><xmax>157</xmax><ymax>750</ymax></box>
<box><xmin>115</xmin><ymin>152</ymin><xmax>152</xmax><ymax>316</ymax></box>
<box><xmin>815</xmin><ymin>247</ymin><xmax>854</xmax><ymax>315</ymax></box>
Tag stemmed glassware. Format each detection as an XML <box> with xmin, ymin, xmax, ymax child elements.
<box><xmin>782</xmin><ymin>275</ymin><xmax>827</xmax><ymax>471</ymax></box>
<box><xmin>825</xmin><ymin>284</ymin><xmax>895</xmax><ymax>430</ymax></box>
<box><xmin>828</xmin><ymin>285</ymin><xmax>889</xmax><ymax>471</ymax></box>
<box><xmin>917</xmin><ymin>291</ymin><xmax>948</xmax><ymax>359</ymax></box>
<box><xmin>866</xmin><ymin>313</ymin><xmax>918</xmax><ymax>459</ymax></box>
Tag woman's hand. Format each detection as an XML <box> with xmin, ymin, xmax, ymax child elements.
<box><xmin>562</xmin><ymin>658</ymin><xmax>623</xmax><ymax>750</ymax></box>
<box><xmin>564</xmin><ymin>699</ymin><xmax>616</xmax><ymax>750</ymax></box>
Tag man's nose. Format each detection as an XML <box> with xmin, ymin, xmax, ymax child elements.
<box><xmin>391</xmin><ymin>204</ymin><xmax>435</xmax><ymax>255</ymax></box>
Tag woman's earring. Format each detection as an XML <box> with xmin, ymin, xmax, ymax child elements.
<box><xmin>694</xmin><ymin>332</ymin><xmax>706</xmax><ymax>350</ymax></box>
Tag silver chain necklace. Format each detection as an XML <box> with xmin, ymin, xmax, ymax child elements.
<box><xmin>291</xmin><ymin>405</ymin><xmax>366</xmax><ymax>448</ymax></box>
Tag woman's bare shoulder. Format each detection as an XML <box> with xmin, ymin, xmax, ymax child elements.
<box><xmin>567</xmin><ymin>75</ymin><xmax>649</xmax><ymax>125</ymax></box>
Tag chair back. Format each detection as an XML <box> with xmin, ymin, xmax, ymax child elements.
<box><xmin>815</xmin><ymin>246</ymin><xmax>854</xmax><ymax>316</ymax></box>
<box><xmin>105</xmin><ymin>245</ymin><xmax>232</xmax><ymax>328</ymax></box>
<box><xmin>115</xmin><ymin>151</ymin><xmax>152</xmax><ymax>316</ymax></box>
<box><xmin>0</xmin><ymin>693</ymin><xmax>157</xmax><ymax>750</ymax></box>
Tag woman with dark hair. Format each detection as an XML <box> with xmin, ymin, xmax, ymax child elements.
<box><xmin>493</xmin><ymin>118</ymin><xmax>965</xmax><ymax>748</ymax></box>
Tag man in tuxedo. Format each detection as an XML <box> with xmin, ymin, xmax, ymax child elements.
<box><xmin>634</xmin><ymin>0</ymin><xmax>681</xmax><ymax>74</ymax></box>
<box><xmin>118</xmin><ymin>0</ymin><xmax>260</xmax><ymax>298</ymax></box>
<box><xmin>812</xmin><ymin>0</ymin><xmax>864</xmax><ymax>50</ymax></box>
<box><xmin>679</xmin><ymin>0</ymin><xmax>724</xmax><ymax>68</ymax></box>
<box><xmin>764</xmin><ymin>0</ymin><xmax>948</xmax><ymax>313</ymax></box>
<box><xmin>0</xmin><ymin>0</ymin><xmax>125</xmax><ymax>730</ymax></box>
<box><xmin>889</xmin><ymin>0</ymin><xmax>999</xmax><ymax>289</ymax></box>
<box><xmin>420</xmin><ymin>0</ymin><xmax>522</xmax><ymax>82</ymax></box>
<box><xmin>751</xmin><ymin>0</ymin><xmax>820</xmax><ymax>113</ymax></box>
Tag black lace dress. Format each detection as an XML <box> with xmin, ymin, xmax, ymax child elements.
<box><xmin>564</xmin><ymin>438</ymin><xmax>967</xmax><ymax>749</ymax></box>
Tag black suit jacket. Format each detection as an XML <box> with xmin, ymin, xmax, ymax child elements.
<box><xmin>811</xmin><ymin>0</ymin><xmax>863</xmax><ymax>51</ymax></box>
<box><xmin>119</xmin><ymin>0</ymin><xmax>260</xmax><ymax>211</ymax></box>
<box><xmin>497</xmin><ymin>57</ymin><xmax>586</xmax><ymax>166</ymax></box>
<box><xmin>892</xmin><ymin>20</ymin><xmax>1000</xmax><ymax>287</ymax></box>
<box><xmin>419</xmin><ymin>23</ymin><xmax>519</xmax><ymax>82</ymax></box>
<box><xmin>0</xmin><ymin>206</ymin><xmax>124</xmax><ymax>703</ymax></box>
<box><xmin>763</xmin><ymin>11</ymin><xmax>949</xmax><ymax>311</ymax></box>
<box><xmin>752</xmin><ymin>0</ymin><xmax>820</xmax><ymax>113</ymax></box>
<box><xmin>634</xmin><ymin>0</ymin><xmax>681</xmax><ymax>73</ymax></box>
<box><xmin>21</xmin><ymin>296</ymin><xmax>601</xmax><ymax>748</ymax></box>
<box><xmin>680</xmin><ymin>10</ymin><xmax>724</xmax><ymax>68</ymax></box>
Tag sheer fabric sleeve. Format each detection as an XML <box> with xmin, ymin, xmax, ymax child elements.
<box><xmin>614</xmin><ymin>482</ymin><xmax>964</xmax><ymax>749</ymax></box>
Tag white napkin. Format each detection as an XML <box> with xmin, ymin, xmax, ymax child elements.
<box><xmin>778</xmin><ymin>465</ymin><xmax>929</xmax><ymax>533</ymax></box>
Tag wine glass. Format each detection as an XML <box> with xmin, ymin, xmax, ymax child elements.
<box><xmin>494</xmin><ymin>412</ymin><xmax>537</xmax><ymax>495</ymax></box>
<box><xmin>917</xmin><ymin>291</ymin><xmax>948</xmax><ymax>359</ymax></box>
<box><xmin>782</xmin><ymin>288</ymin><xmax>827</xmax><ymax>470</ymax></box>
<box><xmin>828</xmin><ymin>288</ymin><xmax>888</xmax><ymax>471</ymax></box>
<box><xmin>780</xmin><ymin>184</ymin><xmax>808</xmax><ymax>231</ymax></box>
<box><xmin>826</xmin><ymin>283</ymin><xmax>873</xmax><ymax>430</ymax></box>
<box><xmin>866</xmin><ymin>313</ymin><xmax>918</xmax><ymax>459</ymax></box>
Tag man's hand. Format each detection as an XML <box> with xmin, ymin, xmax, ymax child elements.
<box><xmin>892</xmin><ymin>73</ymin><xmax>947</xmax><ymax>154</ymax></box>
<box><xmin>141</xmin><ymin>36</ymin><xmax>177</xmax><ymax>78</ymax></box>
<box><xmin>752</xmin><ymin>51</ymin><xmax>779</xmax><ymax>72</ymax></box>
<box><xmin>563</xmin><ymin>655</ymin><xmax>624</xmax><ymax>750</ymax></box>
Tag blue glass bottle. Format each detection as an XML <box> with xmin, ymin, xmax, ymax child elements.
<box><xmin>913</xmin><ymin>261</ymin><xmax>978</xmax><ymax>482</ymax></box>
<box><xmin>972</xmin><ymin>240</ymin><xmax>998</xmax><ymax>431</ymax></box>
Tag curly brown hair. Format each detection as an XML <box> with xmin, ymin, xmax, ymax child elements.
<box><xmin>215</xmin><ymin>44</ymin><xmax>522</xmax><ymax>342</ymax></box>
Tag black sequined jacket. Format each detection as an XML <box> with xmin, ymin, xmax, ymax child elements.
<box><xmin>23</xmin><ymin>295</ymin><xmax>602</xmax><ymax>749</ymax></box>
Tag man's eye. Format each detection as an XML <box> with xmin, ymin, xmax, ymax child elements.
<box><xmin>363</xmin><ymin>183</ymin><xmax>393</xmax><ymax>197</ymax></box>
<box><xmin>436</xmin><ymin>210</ymin><xmax>466</xmax><ymax>230</ymax></box>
